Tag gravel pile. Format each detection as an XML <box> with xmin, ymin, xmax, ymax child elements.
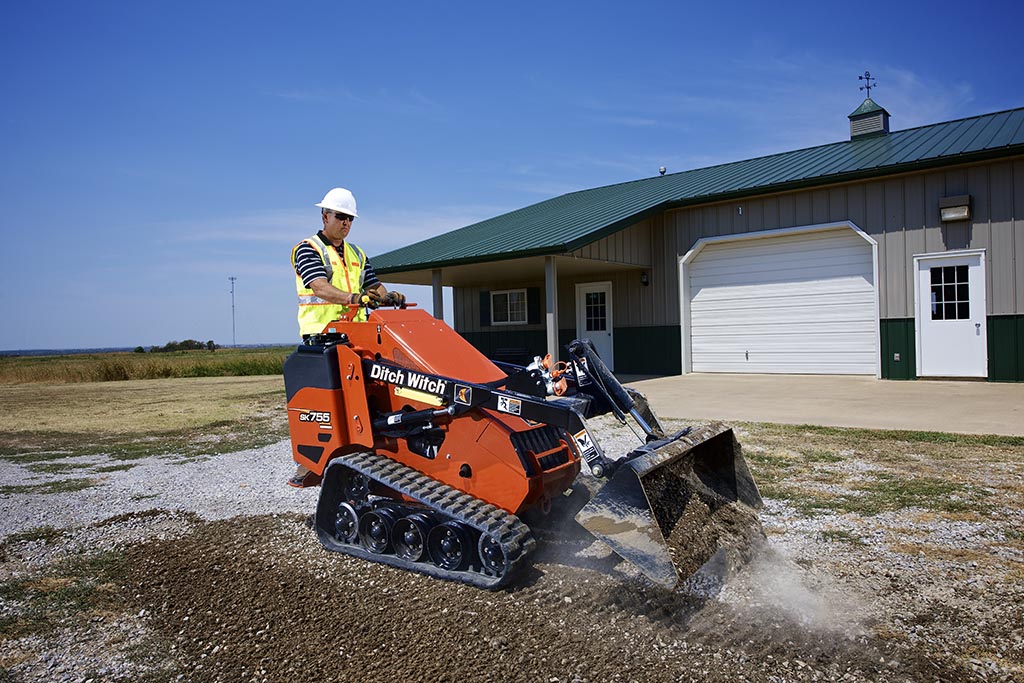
<box><xmin>2</xmin><ymin>422</ymin><xmax>1023</xmax><ymax>682</ymax></box>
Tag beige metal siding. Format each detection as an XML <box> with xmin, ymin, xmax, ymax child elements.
<box><xmin>1015</xmin><ymin>160</ymin><xmax>1024</xmax><ymax>312</ymax></box>
<box><xmin>991</xmin><ymin>162</ymin><xmax>1016</xmax><ymax>313</ymax></box>
<box><xmin>904</xmin><ymin>175</ymin><xmax>928</xmax><ymax>316</ymax></box>
<box><xmin>923</xmin><ymin>172</ymin><xmax>945</xmax><ymax>253</ymax></box>
<box><xmin>571</xmin><ymin>218</ymin><xmax>653</xmax><ymax>266</ymax></box>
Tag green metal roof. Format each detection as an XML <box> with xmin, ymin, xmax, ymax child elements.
<box><xmin>848</xmin><ymin>97</ymin><xmax>888</xmax><ymax>118</ymax></box>
<box><xmin>373</xmin><ymin>106</ymin><xmax>1024</xmax><ymax>274</ymax></box>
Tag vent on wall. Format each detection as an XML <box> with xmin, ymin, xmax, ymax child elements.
<box><xmin>848</xmin><ymin>98</ymin><xmax>890</xmax><ymax>139</ymax></box>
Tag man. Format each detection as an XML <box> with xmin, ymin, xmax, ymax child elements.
<box><xmin>287</xmin><ymin>187</ymin><xmax>405</xmax><ymax>487</ymax></box>
<box><xmin>291</xmin><ymin>187</ymin><xmax>404</xmax><ymax>337</ymax></box>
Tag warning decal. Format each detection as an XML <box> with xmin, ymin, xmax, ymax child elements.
<box><xmin>497</xmin><ymin>395</ymin><xmax>522</xmax><ymax>415</ymax></box>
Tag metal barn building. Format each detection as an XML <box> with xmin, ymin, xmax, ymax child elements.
<box><xmin>373</xmin><ymin>100</ymin><xmax>1024</xmax><ymax>381</ymax></box>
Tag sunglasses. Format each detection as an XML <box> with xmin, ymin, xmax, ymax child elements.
<box><xmin>330</xmin><ymin>211</ymin><xmax>354</xmax><ymax>222</ymax></box>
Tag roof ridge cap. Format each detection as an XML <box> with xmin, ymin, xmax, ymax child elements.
<box><xmin>887</xmin><ymin>104</ymin><xmax>1024</xmax><ymax>135</ymax></box>
<box><xmin>582</xmin><ymin>105</ymin><xmax>1024</xmax><ymax>196</ymax></box>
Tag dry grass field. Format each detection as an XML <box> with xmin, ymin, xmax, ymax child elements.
<box><xmin>0</xmin><ymin>347</ymin><xmax>291</xmax><ymax>385</ymax></box>
<box><xmin>0</xmin><ymin>375</ymin><xmax>288</xmax><ymax>464</ymax></box>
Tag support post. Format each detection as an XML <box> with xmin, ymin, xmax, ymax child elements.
<box><xmin>431</xmin><ymin>269</ymin><xmax>444</xmax><ymax>321</ymax></box>
<box><xmin>544</xmin><ymin>256</ymin><xmax>559</xmax><ymax>360</ymax></box>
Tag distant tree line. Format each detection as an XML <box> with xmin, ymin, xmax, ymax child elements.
<box><xmin>134</xmin><ymin>340</ymin><xmax>218</xmax><ymax>353</ymax></box>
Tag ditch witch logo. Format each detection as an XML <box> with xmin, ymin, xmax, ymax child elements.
<box><xmin>369</xmin><ymin>362</ymin><xmax>449</xmax><ymax>395</ymax></box>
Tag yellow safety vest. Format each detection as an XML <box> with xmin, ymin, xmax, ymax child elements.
<box><xmin>292</xmin><ymin>235</ymin><xmax>368</xmax><ymax>335</ymax></box>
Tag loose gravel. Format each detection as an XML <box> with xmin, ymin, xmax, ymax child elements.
<box><xmin>1</xmin><ymin>420</ymin><xmax>1023</xmax><ymax>682</ymax></box>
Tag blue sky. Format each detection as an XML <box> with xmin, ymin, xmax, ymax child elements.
<box><xmin>1</xmin><ymin>0</ymin><xmax>1021</xmax><ymax>350</ymax></box>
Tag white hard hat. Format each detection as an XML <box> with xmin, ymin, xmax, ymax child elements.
<box><xmin>315</xmin><ymin>187</ymin><xmax>358</xmax><ymax>217</ymax></box>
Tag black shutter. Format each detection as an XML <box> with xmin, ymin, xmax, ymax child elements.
<box><xmin>527</xmin><ymin>287</ymin><xmax>541</xmax><ymax>325</ymax></box>
<box><xmin>480</xmin><ymin>291</ymin><xmax>491</xmax><ymax>327</ymax></box>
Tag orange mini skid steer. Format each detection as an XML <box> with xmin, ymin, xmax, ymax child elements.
<box><xmin>284</xmin><ymin>303</ymin><xmax>762</xmax><ymax>589</ymax></box>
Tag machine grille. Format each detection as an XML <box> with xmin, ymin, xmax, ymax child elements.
<box><xmin>537</xmin><ymin>450</ymin><xmax>569</xmax><ymax>471</ymax></box>
<box><xmin>510</xmin><ymin>426</ymin><xmax>570</xmax><ymax>471</ymax></box>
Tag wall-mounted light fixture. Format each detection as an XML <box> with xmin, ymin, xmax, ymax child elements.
<box><xmin>640</xmin><ymin>272</ymin><xmax>650</xmax><ymax>287</ymax></box>
<box><xmin>939</xmin><ymin>194</ymin><xmax>971</xmax><ymax>222</ymax></box>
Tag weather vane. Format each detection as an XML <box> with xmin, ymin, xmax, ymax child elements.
<box><xmin>858</xmin><ymin>70</ymin><xmax>877</xmax><ymax>98</ymax></box>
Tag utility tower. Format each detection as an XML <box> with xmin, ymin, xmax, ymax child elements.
<box><xmin>228</xmin><ymin>276</ymin><xmax>238</xmax><ymax>347</ymax></box>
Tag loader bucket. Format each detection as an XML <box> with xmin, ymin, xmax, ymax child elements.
<box><xmin>575</xmin><ymin>423</ymin><xmax>763</xmax><ymax>589</ymax></box>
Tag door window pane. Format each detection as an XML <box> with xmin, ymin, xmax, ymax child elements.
<box><xmin>585</xmin><ymin>291</ymin><xmax>606</xmax><ymax>332</ymax></box>
<box><xmin>929</xmin><ymin>265</ymin><xmax>970</xmax><ymax>321</ymax></box>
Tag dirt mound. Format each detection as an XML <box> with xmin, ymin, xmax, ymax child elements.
<box><xmin>119</xmin><ymin>514</ymin><xmax>964</xmax><ymax>683</ymax></box>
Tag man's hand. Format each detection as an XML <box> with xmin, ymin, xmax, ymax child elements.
<box><xmin>382</xmin><ymin>290</ymin><xmax>406</xmax><ymax>307</ymax></box>
<box><xmin>363</xmin><ymin>288</ymin><xmax>385</xmax><ymax>305</ymax></box>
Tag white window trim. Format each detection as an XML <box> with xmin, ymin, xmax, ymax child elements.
<box><xmin>490</xmin><ymin>288</ymin><xmax>528</xmax><ymax>326</ymax></box>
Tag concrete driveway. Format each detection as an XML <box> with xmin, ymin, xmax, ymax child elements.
<box><xmin>624</xmin><ymin>373</ymin><xmax>1024</xmax><ymax>437</ymax></box>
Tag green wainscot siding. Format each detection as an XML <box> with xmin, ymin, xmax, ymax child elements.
<box><xmin>879</xmin><ymin>318</ymin><xmax>917</xmax><ymax>380</ymax></box>
<box><xmin>988</xmin><ymin>315</ymin><xmax>1024</xmax><ymax>382</ymax></box>
<box><xmin>613</xmin><ymin>326</ymin><xmax>682</xmax><ymax>375</ymax></box>
<box><xmin>461</xmin><ymin>327</ymin><xmax>681</xmax><ymax>375</ymax></box>
<box><xmin>879</xmin><ymin>316</ymin><xmax>1024</xmax><ymax>382</ymax></box>
<box><xmin>460</xmin><ymin>330</ymin><xmax>546</xmax><ymax>366</ymax></box>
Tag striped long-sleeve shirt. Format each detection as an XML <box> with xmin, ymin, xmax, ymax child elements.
<box><xmin>293</xmin><ymin>232</ymin><xmax>380</xmax><ymax>291</ymax></box>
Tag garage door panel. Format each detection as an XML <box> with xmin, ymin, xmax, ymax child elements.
<box><xmin>692</xmin><ymin>316</ymin><xmax>876</xmax><ymax>334</ymax></box>
<box><xmin>692</xmin><ymin>299</ymin><xmax>875</xmax><ymax>318</ymax></box>
<box><xmin>692</xmin><ymin>356</ymin><xmax>876</xmax><ymax>374</ymax></box>
<box><xmin>694</xmin><ymin>228</ymin><xmax>858</xmax><ymax>253</ymax></box>
<box><xmin>687</xmin><ymin>227</ymin><xmax>877</xmax><ymax>375</ymax></box>
<box><xmin>693</xmin><ymin>244</ymin><xmax>871</xmax><ymax>274</ymax></box>
<box><xmin>691</xmin><ymin>258</ymin><xmax>873</xmax><ymax>289</ymax></box>
<box><xmin>692</xmin><ymin>283</ymin><xmax>875</xmax><ymax>306</ymax></box>
<box><xmin>692</xmin><ymin>331</ymin><xmax>877</xmax><ymax>351</ymax></box>
<box><xmin>694</xmin><ymin>232</ymin><xmax>867</xmax><ymax>265</ymax></box>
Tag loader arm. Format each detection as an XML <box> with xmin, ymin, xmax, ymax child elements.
<box><xmin>360</xmin><ymin>358</ymin><xmax>617</xmax><ymax>478</ymax></box>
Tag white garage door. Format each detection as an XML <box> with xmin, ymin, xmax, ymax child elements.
<box><xmin>687</xmin><ymin>227</ymin><xmax>877</xmax><ymax>374</ymax></box>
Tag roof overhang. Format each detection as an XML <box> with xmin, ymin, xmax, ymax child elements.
<box><xmin>377</xmin><ymin>253</ymin><xmax>645</xmax><ymax>288</ymax></box>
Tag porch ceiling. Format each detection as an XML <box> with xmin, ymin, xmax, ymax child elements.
<box><xmin>378</xmin><ymin>254</ymin><xmax>645</xmax><ymax>288</ymax></box>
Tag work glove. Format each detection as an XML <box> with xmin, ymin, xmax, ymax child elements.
<box><xmin>362</xmin><ymin>289</ymin><xmax>385</xmax><ymax>307</ymax></box>
<box><xmin>382</xmin><ymin>290</ymin><xmax>406</xmax><ymax>307</ymax></box>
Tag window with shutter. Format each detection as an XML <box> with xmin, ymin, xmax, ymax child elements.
<box><xmin>490</xmin><ymin>289</ymin><xmax>528</xmax><ymax>325</ymax></box>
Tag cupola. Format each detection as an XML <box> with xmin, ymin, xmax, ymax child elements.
<box><xmin>848</xmin><ymin>97</ymin><xmax>891</xmax><ymax>139</ymax></box>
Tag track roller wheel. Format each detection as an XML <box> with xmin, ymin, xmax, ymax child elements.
<box><xmin>427</xmin><ymin>521</ymin><xmax>474</xmax><ymax>570</ymax></box>
<box><xmin>334</xmin><ymin>502</ymin><xmax>360</xmax><ymax>543</ymax></box>
<box><xmin>393</xmin><ymin>512</ymin><xmax>436</xmax><ymax>562</ymax></box>
<box><xmin>358</xmin><ymin>507</ymin><xmax>400</xmax><ymax>554</ymax></box>
<box><xmin>343</xmin><ymin>471</ymin><xmax>370</xmax><ymax>503</ymax></box>
<box><xmin>478</xmin><ymin>533</ymin><xmax>509</xmax><ymax>578</ymax></box>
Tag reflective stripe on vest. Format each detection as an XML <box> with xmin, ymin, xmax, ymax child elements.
<box><xmin>292</xmin><ymin>235</ymin><xmax>368</xmax><ymax>334</ymax></box>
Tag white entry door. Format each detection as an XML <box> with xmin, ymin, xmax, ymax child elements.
<box><xmin>576</xmin><ymin>282</ymin><xmax>614</xmax><ymax>371</ymax></box>
<box><xmin>915</xmin><ymin>251</ymin><xmax>987</xmax><ymax>377</ymax></box>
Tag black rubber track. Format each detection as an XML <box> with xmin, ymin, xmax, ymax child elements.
<box><xmin>314</xmin><ymin>451</ymin><xmax>536</xmax><ymax>589</ymax></box>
